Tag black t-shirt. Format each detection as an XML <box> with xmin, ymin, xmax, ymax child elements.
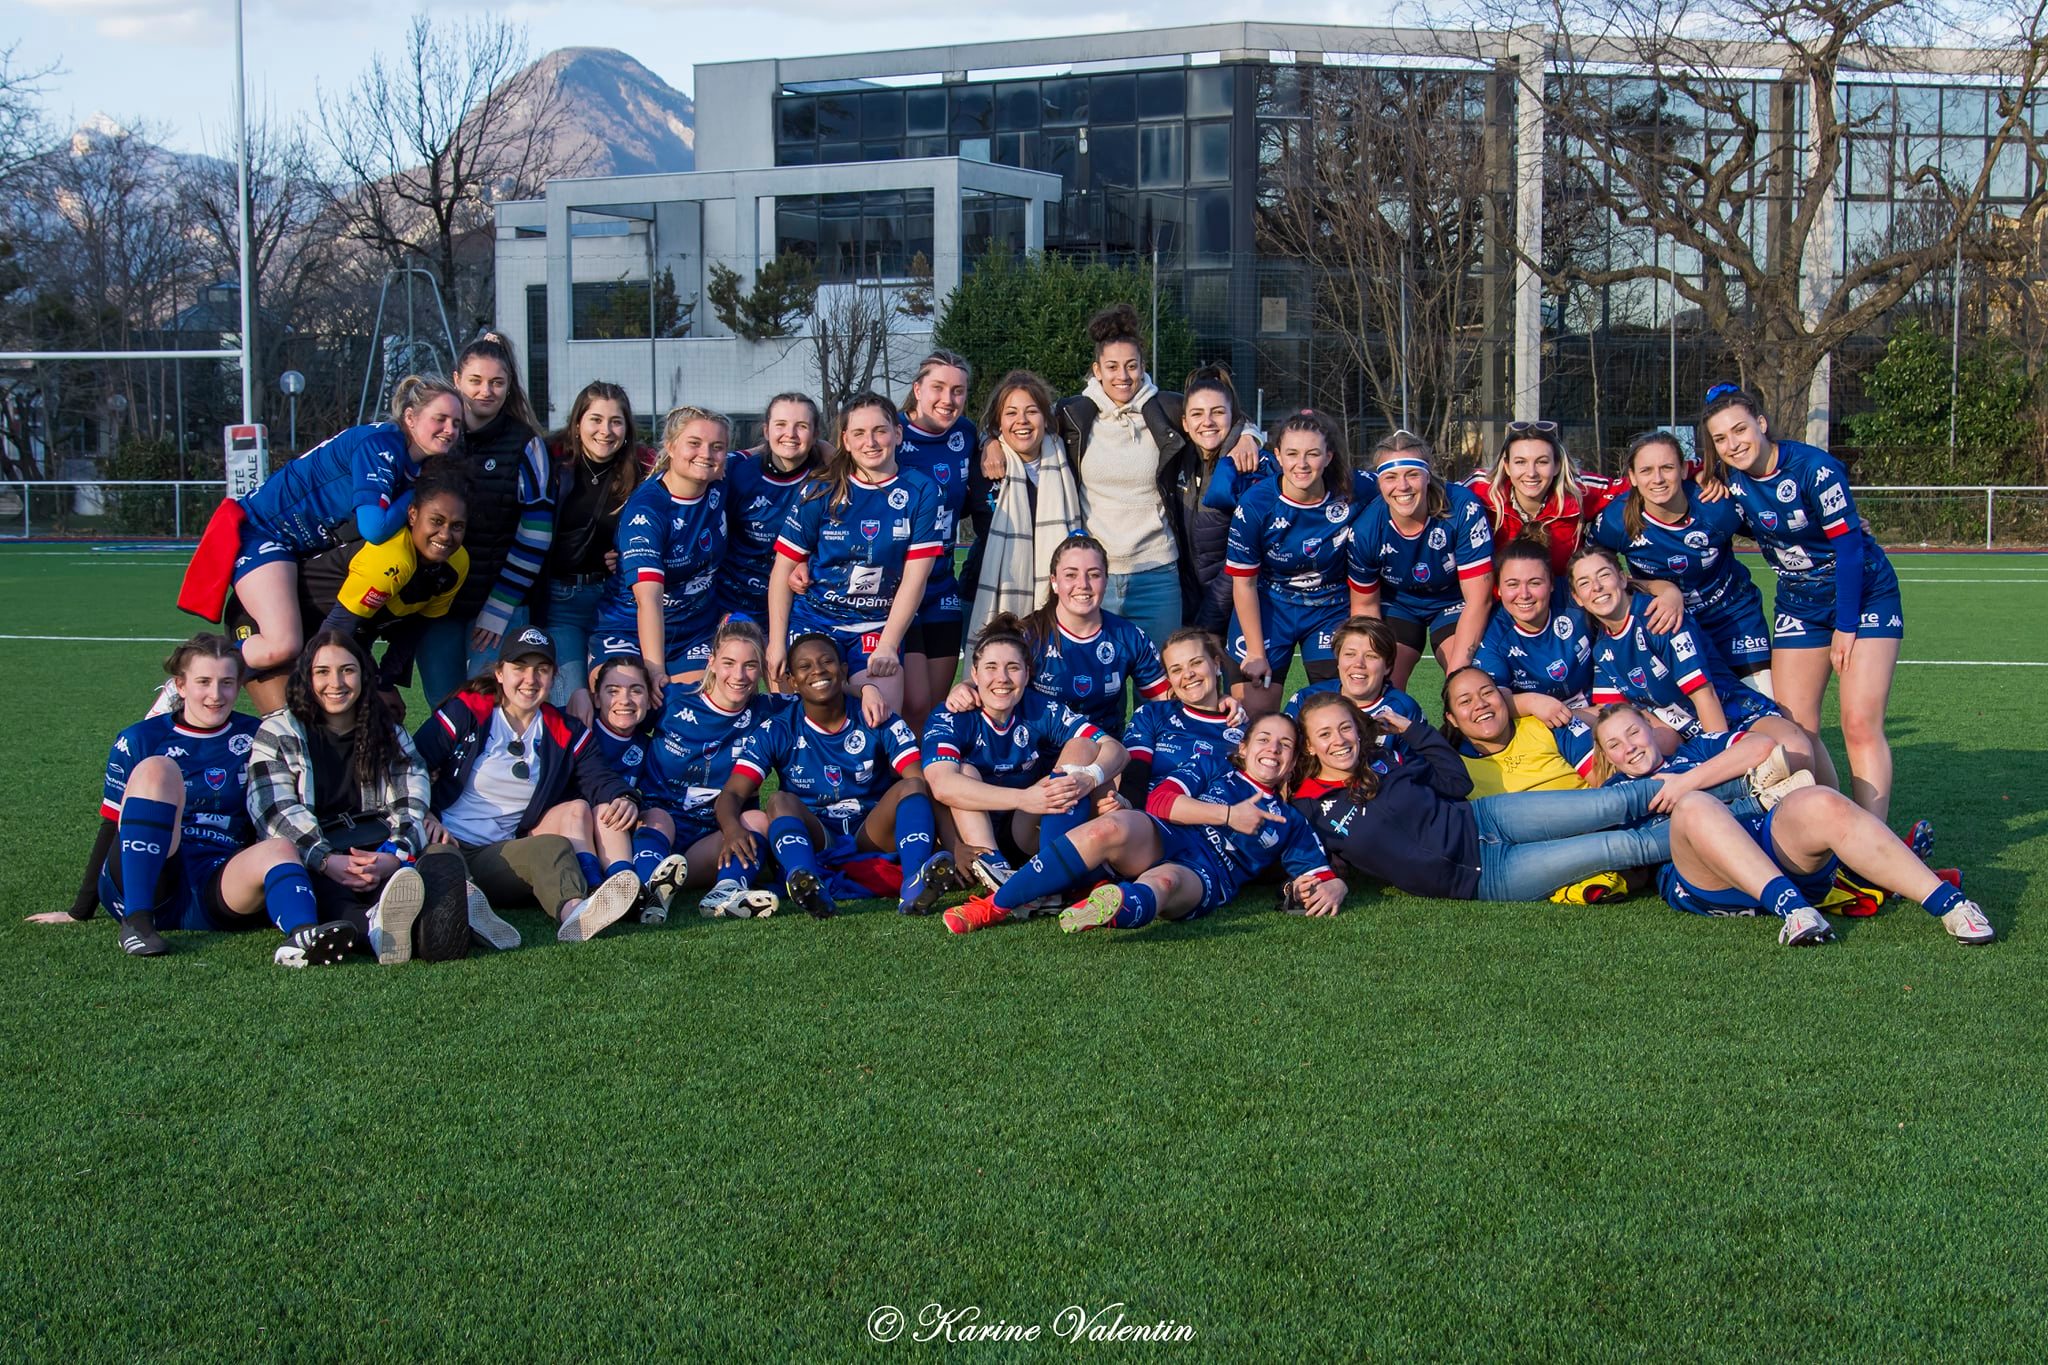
<box><xmin>306</xmin><ymin>724</ymin><xmax>359</xmax><ymax>824</ymax></box>
<box><xmin>546</xmin><ymin>456</ymin><xmax>624</xmax><ymax>578</ymax></box>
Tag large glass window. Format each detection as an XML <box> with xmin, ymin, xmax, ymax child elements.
<box><xmin>1140</xmin><ymin>124</ymin><xmax>1184</xmax><ymax>187</ymax></box>
<box><xmin>1091</xmin><ymin>74</ymin><xmax>1137</xmax><ymax>124</ymax></box>
<box><xmin>1139</xmin><ymin>70</ymin><xmax>1185</xmax><ymax>120</ymax></box>
<box><xmin>996</xmin><ymin>81</ymin><xmax>1040</xmax><ymax>131</ymax></box>
<box><xmin>779</xmin><ymin>96</ymin><xmax>815</xmax><ymax>144</ymax></box>
<box><xmin>951</xmin><ymin>86</ymin><xmax>993</xmax><ymax>134</ymax></box>
<box><xmin>1190</xmin><ymin>121</ymin><xmax>1231</xmax><ymax>184</ymax></box>
<box><xmin>1189</xmin><ymin>66</ymin><xmax>1235</xmax><ymax>118</ymax></box>
<box><xmin>1043</xmin><ymin>77</ymin><xmax>1089</xmax><ymax>126</ymax></box>
<box><xmin>862</xmin><ymin>91</ymin><xmax>905</xmax><ymax>139</ymax></box>
<box><xmin>815</xmin><ymin>93</ymin><xmax>858</xmax><ymax>141</ymax></box>
<box><xmin>777</xmin><ymin>189</ymin><xmax>936</xmax><ymax>282</ymax></box>
<box><xmin>1089</xmin><ymin>125</ymin><xmax>1137</xmax><ymax>190</ymax></box>
<box><xmin>907</xmin><ymin>88</ymin><xmax>948</xmax><ymax>136</ymax></box>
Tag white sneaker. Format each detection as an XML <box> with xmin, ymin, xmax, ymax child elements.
<box><xmin>558</xmin><ymin>869</ymin><xmax>641</xmax><ymax>942</ymax></box>
<box><xmin>1941</xmin><ymin>900</ymin><xmax>1996</xmax><ymax>945</ymax></box>
<box><xmin>700</xmin><ymin>877</ymin><xmax>778</xmax><ymax>919</ymax></box>
<box><xmin>1778</xmin><ymin>903</ymin><xmax>1834</xmax><ymax>946</ymax></box>
<box><xmin>466</xmin><ymin>883</ymin><xmax>520</xmax><ymax>950</ymax></box>
<box><xmin>144</xmin><ymin>678</ymin><xmax>180</xmax><ymax>719</ymax></box>
<box><xmin>1754</xmin><ymin>770</ymin><xmax>1816</xmax><ymax>810</ymax></box>
<box><xmin>370</xmin><ymin>866</ymin><xmax>425</xmax><ymax>965</ymax></box>
<box><xmin>1746</xmin><ymin>743</ymin><xmax>1795</xmax><ymax>795</ymax></box>
<box><xmin>641</xmin><ymin>852</ymin><xmax>688</xmax><ymax>925</ymax></box>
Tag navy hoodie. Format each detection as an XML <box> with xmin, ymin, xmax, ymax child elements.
<box><xmin>1290</xmin><ymin>718</ymin><xmax>1484</xmax><ymax>900</ymax></box>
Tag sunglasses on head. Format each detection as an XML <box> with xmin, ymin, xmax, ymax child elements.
<box><xmin>1506</xmin><ymin>419</ymin><xmax>1559</xmax><ymax>436</ymax></box>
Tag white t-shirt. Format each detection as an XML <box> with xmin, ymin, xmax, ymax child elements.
<box><xmin>438</xmin><ymin>709</ymin><xmax>542</xmax><ymax>847</ymax></box>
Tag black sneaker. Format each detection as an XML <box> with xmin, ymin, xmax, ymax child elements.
<box><xmin>116</xmin><ymin>911</ymin><xmax>170</xmax><ymax>957</ymax></box>
<box><xmin>273</xmin><ymin>920</ymin><xmax>365</xmax><ymax>968</ymax></box>
<box><xmin>414</xmin><ymin>857</ymin><xmax>470</xmax><ymax>963</ymax></box>
<box><xmin>787</xmin><ymin>868</ymin><xmax>836</xmax><ymax>919</ymax></box>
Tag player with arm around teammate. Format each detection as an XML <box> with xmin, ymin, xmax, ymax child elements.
<box><xmin>921</xmin><ymin>615</ymin><xmax>1128</xmax><ymax>900</ymax></box>
<box><xmin>712</xmin><ymin>634</ymin><xmax>950</xmax><ymax>919</ymax></box>
<box><xmin>1346</xmin><ymin>430</ymin><xmax>1495</xmax><ymax>689</ymax></box>
<box><xmin>947</xmin><ymin>713</ymin><xmax>1345</xmax><ymax>934</ymax></box>
<box><xmin>30</xmin><ymin>634</ymin><xmax>323</xmax><ymax>959</ymax></box>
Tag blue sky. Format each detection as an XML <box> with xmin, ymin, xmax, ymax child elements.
<box><xmin>14</xmin><ymin>0</ymin><xmax>1399</xmax><ymax>154</ymax></box>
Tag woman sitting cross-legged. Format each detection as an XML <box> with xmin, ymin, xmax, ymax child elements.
<box><xmin>947</xmin><ymin>713</ymin><xmax>1344</xmax><ymax>935</ymax></box>
<box><xmin>412</xmin><ymin>626</ymin><xmax>644</xmax><ymax>945</ymax></box>
<box><xmin>712</xmin><ymin>633</ymin><xmax>951</xmax><ymax>919</ymax></box>
<box><xmin>247</xmin><ymin>630</ymin><xmax>473</xmax><ymax>966</ymax></box>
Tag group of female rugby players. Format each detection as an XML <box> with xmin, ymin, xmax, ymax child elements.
<box><xmin>34</xmin><ymin>312</ymin><xmax>1995</xmax><ymax>966</ymax></box>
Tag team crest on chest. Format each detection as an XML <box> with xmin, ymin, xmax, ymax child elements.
<box><xmin>229</xmin><ymin>733</ymin><xmax>253</xmax><ymax>756</ymax></box>
<box><xmin>843</xmin><ymin>729</ymin><xmax>866</xmax><ymax>755</ymax></box>
<box><xmin>861</xmin><ymin>519</ymin><xmax>881</xmax><ymax>540</ymax></box>
<box><xmin>1095</xmin><ymin>639</ymin><xmax>1116</xmax><ymax>665</ymax></box>
<box><xmin>204</xmin><ymin>766</ymin><xmax>229</xmax><ymax>791</ymax></box>
<box><xmin>1775</xmin><ymin>478</ymin><xmax>1798</xmax><ymax>503</ymax></box>
<box><xmin>887</xmin><ymin>488</ymin><xmax>910</xmax><ymax>510</ymax></box>
<box><xmin>948</xmin><ymin>431</ymin><xmax>966</xmax><ymax>452</ymax></box>
<box><xmin>1552</xmin><ymin>617</ymin><xmax>1572</xmax><ymax>640</ymax></box>
<box><xmin>1428</xmin><ymin>527</ymin><xmax>1448</xmax><ymax>550</ymax></box>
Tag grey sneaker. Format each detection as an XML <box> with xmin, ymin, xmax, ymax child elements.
<box><xmin>1778</xmin><ymin>903</ymin><xmax>1834</xmax><ymax>946</ymax></box>
<box><xmin>558</xmin><ymin>869</ymin><xmax>641</xmax><ymax>942</ymax></box>
<box><xmin>1941</xmin><ymin>899</ymin><xmax>1995</xmax><ymax>945</ymax></box>
<box><xmin>466</xmin><ymin>883</ymin><xmax>520</xmax><ymax>950</ymax></box>
<box><xmin>641</xmin><ymin>852</ymin><xmax>689</xmax><ymax>924</ymax></box>
<box><xmin>370</xmin><ymin>866</ymin><xmax>425</xmax><ymax>965</ymax></box>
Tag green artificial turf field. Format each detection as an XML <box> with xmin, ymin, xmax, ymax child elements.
<box><xmin>3</xmin><ymin>543</ymin><xmax>2046</xmax><ymax>1359</ymax></box>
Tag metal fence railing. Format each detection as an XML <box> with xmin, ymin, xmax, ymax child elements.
<box><xmin>3</xmin><ymin>480</ymin><xmax>2046</xmax><ymax>550</ymax></box>
<box><xmin>0</xmin><ymin>481</ymin><xmax>228</xmax><ymax>542</ymax></box>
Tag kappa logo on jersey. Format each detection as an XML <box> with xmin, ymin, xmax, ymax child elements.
<box><xmin>746</xmin><ymin>494</ymin><xmax>772</xmax><ymax>513</ymax></box>
<box><xmin>887</xmin><ymin>488</ymin><xmax>910</xmax><ymax>510</ymax></box>
<box><xmin>114</xmin><ymin>737</ymin><xmax>130</xmax><ymax>755</ymax></box>
<box><xmin>229</xmin><ymin>733</ymin><xmax>253</xmax><ymax>756</ymax></box>
<box><xmin>1775</xmin><ymin>478</ymin><xmax>1798</xmax><ymax>503</ymax></box>
<box><xmin>843</xmin><ymin>728</ymin><xmax>866</xmax><ymax>755</ymax></box>
<box><xmin>165</xmin><ymin>746</ymin><xmax>189</xmax><ymax>758</ymax></box>
<box><xmin>1269</xmin><ymin>515</ymin><xmax>1289</xmax><ymax>532</ymax></box>
<box><xmin>629</xmin><ymin>514</ymin><xmax>652</xmax><ymax>527</ymax></box>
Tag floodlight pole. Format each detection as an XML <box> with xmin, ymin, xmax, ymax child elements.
<box><xmin>234</xmin><ymin>0</ymin><xmax>255</xmax><ymax>425</ymax></box>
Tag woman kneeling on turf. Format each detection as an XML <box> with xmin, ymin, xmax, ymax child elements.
<box><xmin>32</xmin><ymin>634</ymin><xmax>324</xmax><ymax>959</ymax></box>
<box><xmin>247</xmin><ymin>630</ymin><xmax>472</xmax><ymax>966</ymax></box>
<box><xmin>1289</xmin><ymin>692</ymin><xmax>1672</xmax><ymax>904</ymax></box>
<box><xmin>1658</xmin><ymin>786</ymin><xmax>1993</xmax><ymax>947</ymax></box>
<box><xmin>713</xmin><ymin>633</ymin><xmax>949</xmax><ymax>919</ymax></box>
<box><xmin>948</xmin><ymin>713</ymin><xmax>1343</xmax><ymax>933</ymax></box>
<box><xmin>921</xmin><ymin>615</ymin><xmax>1127</xmax><ymax>897</ymax></box>
<box><xmin>413</xmin><ymin>626</ymin><xmax>643</xmax><ymax>945</ymax></box>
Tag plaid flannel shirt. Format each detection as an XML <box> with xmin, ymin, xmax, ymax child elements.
<box><xmin>246</xmin><ymin>710</ymin><xmax>433</xmax><ymax>867</ymax></box>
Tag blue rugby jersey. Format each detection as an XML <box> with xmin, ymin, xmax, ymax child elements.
<box><xmin>1589</xmin><ymin>486</ymin><xmax>1757</xmax><ymax>618</ymax></box>
<box><xmin>1722</xmin><ymin>439</ymin><xmax>1898</xmax><ymax>627</ymax></box>
<box><xmin>731</xmin><ymin>704</ymin><xmax>920</xmax><ymax>823</ymax></box>
<box><xmin>1225</xmin><ymin>479</ymin><xmax>1362</xmax><ymax>611</ymax></box>
<box><xmin>593</xmin><ymin>477</ymin><xmax>728</xmax><ymax>642</ymax></box>
<box><xmin>1346</xmin><ymin>483</ymin><xmax>1494</xmax><ymax>609</ymax></box>
<box><xmin>238</xmin><ymin>423</ymin><xmax>416</xmax><ymax>553</ymax></box>
<box><xmin>1470</xmin><ymin>602</ymin><xmax>1596</xmax><ymax>706</ymax></box>
<box><xmin>641</xmin><ymin>689</ymin><xmax>791</xmax><ymax>815</ymax></box>
<box><xmin>101</xmin><ymin>713</ymin><xmax>261</xmax><ymax>856</ymax></box>
<box><xmin>775</xmin><ymin>471</ymin><xmax>944</xmax><ymax>628</ymax></box>
<box><xmin>591</xmin><ymin>721</ymin><xmax>651</xmax><ymax>783</ymax></box>
<box><xmin>1281</xmin><ymin>679</ymin><xmax>1427</xmax><ymax>732</ymax></box>
<box><xmin>1153</xmin><ymin>758</ymin><xmax>1334</xmax><ymax>897</ymax></box>
<box><xmin>717</xmin><ymin>452</ymin><xmax>814</xmax><ymax>617</ymax></box>
<box><xmin>920</xmin><ymin>692</ymin><xmax>1099</xmax><ymax>788</ymax></box>
<box><xmin>1030</xmin><ymin>614</ymin><xmax>1168</xmax><ymax>731</ymax></box>
<box><xmin>1121</xmin><ymin>699</ymin><xmax>1244</xmax><ymax>788</ymax></box>
<box><xmin>896</xmin><ymin>414</ymin><xmax>976</xmax><ymax>618</ymax></box>
<box><xmin>1588</xmin><ymin>593</ymin><xmax>1733</xmax><ymax>732</ymax></box>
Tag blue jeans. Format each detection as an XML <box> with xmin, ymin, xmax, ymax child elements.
<box><xmin>1101</xmin><ymin>563</ymin><xmax>1182</xmax><ymax>651</ymax></box>
<box><xmin>1473</xmin><ymin>779</ymin><xmax>1675</xmax><ymax>902</ymax></box>
<box><xmin>415</xmin><ymin>606</ymin><xmax>530</xmax><ymax>707</ymax></box>
<box><xmin>536</xmin><ymin>578</ymin><xmax>605</xmax><ymax>706</ymax></box>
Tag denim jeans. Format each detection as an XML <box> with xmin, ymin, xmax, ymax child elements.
<box><xmin>1473</xmin><ymin>779</ymin><xmax>1674</xmax><ymax>902</ymax></box>
<box><xmin>415</xmin><ymin>606</ymin><xmax>530</xmax><ymax>708</ymax></box>
<box><xmin>536</xmin><ymin>578</ymin><xmax>605</xmax><ymax>706</ymax></box>
<box><xmin>1100</xmin><ymin>563</ymin><xmax>1183</xmax><ymax>651</ymax></box>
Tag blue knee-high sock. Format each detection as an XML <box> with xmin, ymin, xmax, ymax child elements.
<box><xmin>1921</xmin><ymin>879</ymin><xmax>1965</xmax><ymax>918</ymax></box>
<box><xmin>994</xmin><ymin>831</ymin><xmax>1088</xmax><ymax>911</ymax></box>
<box><xmin>263</xmin><ymin>861</ymin><xmax>319</xmax><ymax>935</ymax></box>
<box><xmin>630</xmin><ymin>826</ymin><xmax>672</xmax><ymax>884</ymax></box>
<box><xmin>577</xmin><ymin>851</ymin><xmax>606</xmax><ymax>889</ymax></box>
<box><xmin>769</xmin><ymin>816</ymin><xmax>820</xmax><ymax>883</ymax></box>
<box><xmin>895</xmin><ymin>791</ymin><xmax>935</xmax><ymax>872</ymax></box>
<box><xmin>1111</xmin><ymin>880</ymin><xmax>1159</xmax><ymax>929</ymax></box>
<box><xmin>116</xmin><ymin>798</ymin><xmax>177</xmax><ymax>920</ymax></box>
<box><xmin>717</xmin><ymin>843</ymin><xmax>758</xmax><ymax>887</ymax></box>
<box><xmin>1760</xmin><ymin>876</ymin><xmax>1811</xmax><ymax>919</ymax></box>
<box><xmin>1040</xmin><ymin>800</ymin><xmax>1089</xmax><ymax>848</ymax></box>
